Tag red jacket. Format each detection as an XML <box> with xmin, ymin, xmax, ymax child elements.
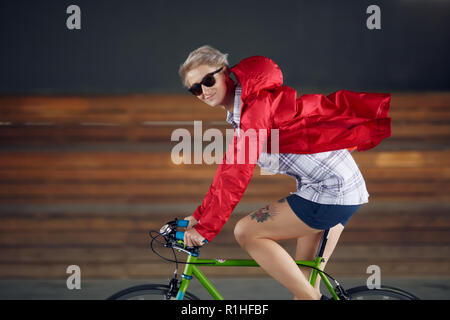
<box><xmin>193</xmin><ymin>55</ymin><xmax>391</xmax><ymax>242</ymax></box>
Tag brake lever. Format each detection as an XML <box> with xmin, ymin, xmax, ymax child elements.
<box><xmin>169</xmin><ymin>239</ymin><xmax>200</xmax><ymax>256</ymax></box>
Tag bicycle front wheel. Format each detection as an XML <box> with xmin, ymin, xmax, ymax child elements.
<box><xmin>107</xmin><ymin>284</ymin><xmax>200</xmax><ymax>300</ymax></box>
<box><xmin>346</xmin><ymin>285</ymin><xmax>420</xmax><ymax>300</ymax></box>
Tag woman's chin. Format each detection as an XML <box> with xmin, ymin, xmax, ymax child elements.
<box><xmin>206</xmin><ymin>100</ymin><xmax>221</xmax><ymax>108</ymax></box>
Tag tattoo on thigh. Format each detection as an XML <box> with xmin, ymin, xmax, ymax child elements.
<box><xmin>250</xmin><ymin>205</ymin><xmax>278</xmax><ymax>223</ymax></box>
<box><xmin>277</xmin><ymin>198</ymin><xmax>286</xmax><ymax>204</ymax></box>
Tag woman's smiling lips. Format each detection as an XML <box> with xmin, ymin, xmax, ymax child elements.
<box><xmin>205</xmin><ymin>93</ymin><xmax>215</xmax><ymax>100</ymax></box>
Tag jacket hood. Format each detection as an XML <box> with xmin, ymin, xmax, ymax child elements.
<box><xmin>230</xmin><ymin>56</ymin><xmax>283</xmax><ymax>100</ymax></box>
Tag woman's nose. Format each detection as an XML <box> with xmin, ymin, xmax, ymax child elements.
<box><xmin>201</xmin><ymin>84</ymin><xmax>213</xmax><ymax>94</ymax></box>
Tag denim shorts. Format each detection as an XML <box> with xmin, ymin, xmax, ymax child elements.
<box><xmin>286</xmin><ymin>194</ymin><xmax>361</xmax><ymax>230</ymax></box>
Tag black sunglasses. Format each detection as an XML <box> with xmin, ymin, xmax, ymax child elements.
<box><xmin>188</xmin><ymin>67</ymin><xmax>223</xmax><ymax>96</ymax></box>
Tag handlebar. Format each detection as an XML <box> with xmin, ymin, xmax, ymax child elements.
<box><xmin>155</xmin><ymin>219</ymin><xmax>207</xmax><ymax>255</ymax></box>
<box><xmin>161</xmin><ymin>219</ymin><xmax>208</xmax><ymax>243</ymax></box>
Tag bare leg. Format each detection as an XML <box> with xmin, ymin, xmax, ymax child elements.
<box><xmin>234</xmin><ymin>198</ymin><xmax>322</xmax><ymax>300</ymax></box>
<box><xmin>294</xmin><ymin>223</ymin><xmax>345</xmax><ymax>299</ymax></box>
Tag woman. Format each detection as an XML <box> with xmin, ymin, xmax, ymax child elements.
<box><xmin>177</xmin><ymin>45</ymin><xmax>391</xmax><ymax>300</ymax></box>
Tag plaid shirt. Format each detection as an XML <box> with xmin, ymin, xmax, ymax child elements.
<box><xmin>226</xmin><ymin>83</ymin><xmax>369</xmax><ymax>205</ymax></box>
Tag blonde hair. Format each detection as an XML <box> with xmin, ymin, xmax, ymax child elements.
<box><xmin>178</xmin><ymin>45</ymin><xmax>229</xmax><ymax>88</ymax></box>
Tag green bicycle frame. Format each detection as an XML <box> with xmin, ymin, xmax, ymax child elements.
<box><xmin>175</xmin><ymin>254</ymin><xmax>339</xmax><ymax>300</ymax></box>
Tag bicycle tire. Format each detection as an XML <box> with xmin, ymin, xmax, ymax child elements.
<box><xmin>346</xmin><ymin>285</ymin><xmax>420</xmax><ymax>300</ymax></box>
<box><xmin>107</xmin><ymin>284</ymin><xmax>200</xmax><ymax>300</ymax></box>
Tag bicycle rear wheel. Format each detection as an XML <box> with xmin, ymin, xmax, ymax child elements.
<box><xmin>346</xmin><ymin>285</ymin><xmax>419</xmax><ymax>300</ymax></box>
<box><xmin>107</xmin><ymin>284</ymin><xmax>200</xmax><ymax>300</ymax></box>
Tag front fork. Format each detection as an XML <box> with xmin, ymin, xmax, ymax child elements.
<box><xmin>166</xmin><ymin>277</ymin><xmax>180</xmax><ymax>300</ymax></box>
<box><xmin>175</xmin><ymin>254</ymin><xmax>224</xmax><ymax>300</ymax></box>
<box><xmin>175</xmin><ymin>253</ymin><xmax>196</xmax><ymax>300</ymax></box>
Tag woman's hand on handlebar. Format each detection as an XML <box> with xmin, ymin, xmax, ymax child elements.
<box><xmin>184</xmin><ymin>228</ymin><xmax>206</xmax><ymax>247</ymax></box>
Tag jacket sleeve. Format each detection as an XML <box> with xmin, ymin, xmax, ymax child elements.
<box><xmin>192</xmin><ymin>93</ymin><xmax>273</xmax><ymax>242</ymax></box>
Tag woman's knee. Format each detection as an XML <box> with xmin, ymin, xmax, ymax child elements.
<box><xmin>234</xmin><ymin>216</ymin><xmax>251</xmax><ymax>247</ymax></box>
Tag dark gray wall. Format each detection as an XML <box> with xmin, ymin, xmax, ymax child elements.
<box><xmin>0</xmin><ymin>0</ymin><xmax>449</xmax><ymax>94</ymax></box>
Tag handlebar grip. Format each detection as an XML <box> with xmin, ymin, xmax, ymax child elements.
<box><xmin>175</xmin><ymin>231</ymin><xmax>208</xmax><ymax>244</ymax></box>
<box><xmin>175</xmin><ymin>231</ymin><xmax>185</xmax><ymax>240</ymax></box>
<box><xmin>177</xmin><ymin>220</ymin><xmax>189</xmax><ymax>228</ymax></box>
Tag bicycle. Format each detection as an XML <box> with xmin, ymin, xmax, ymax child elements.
<box><xmin>107</xmin><ymin>219</ymin><xmax>420</xmax><ymax>300</ymax></box>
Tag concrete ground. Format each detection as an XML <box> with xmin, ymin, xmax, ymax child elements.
<box><xmin>0</xmin><ymin>277</ymin><xmax>448</xmax><ymax>300</ymax></box>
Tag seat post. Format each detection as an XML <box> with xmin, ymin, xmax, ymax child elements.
<box><xmin>316</xmin><ymin>229</ymin><xmax>330</xmax><ymax>259</ymax></box>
